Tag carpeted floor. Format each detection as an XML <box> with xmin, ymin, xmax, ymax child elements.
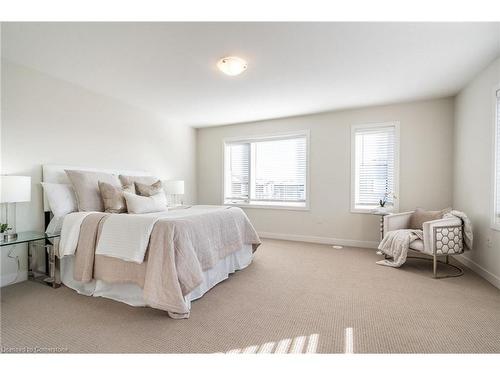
<box><xmin>1</xmin><ymin>239</ymin><xmax>499</xmax><ymax>353</ymax></box>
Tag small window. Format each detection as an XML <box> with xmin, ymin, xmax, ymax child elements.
<box><xmin>493</xmin><ymin>88</ymin><xmax>500</xmax><ymax>230</ymax></box>
<box><xmin>351</xmin><ymin>122</ymin><xmax>399</xmax><ymax>213</ymax></box>
<box><xmin>224</xmin><ymin>132</ymin><xmax>309</xmax><ymax>209</ymax></box>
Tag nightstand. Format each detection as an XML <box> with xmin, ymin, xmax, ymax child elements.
<box><xmin>0</xmin><ymin>231</ymin><xmax>61</xmax><ymax>288</ymax></box>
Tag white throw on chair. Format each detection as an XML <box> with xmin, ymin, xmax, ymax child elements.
<box><xmin>383</xmin><ymin>211</ymin><xmax>465</xmax><ymax>278</ymax></box>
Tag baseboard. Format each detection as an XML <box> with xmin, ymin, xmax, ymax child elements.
<box><xmin>1</xmin><ymin>270</ymin><xmax>28</xmax><ymax>287</ymax></box>
<box><xmin>258</xmin><ymin>231</ymin><xmax>379</xmax><ymax>249</ymax></box>
<box><xmin>455</xmin><ymin>254</ymin><xmax>500</xmax><ymax>289</ymax></box>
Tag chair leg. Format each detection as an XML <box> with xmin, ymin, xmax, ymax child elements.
<box><xmin>445</xmin><ymin>255</ymin><xmax>449</xmax><ymax>264</ymax></box>
<box><xmin>407</xmin><ymin>253</ymin><xmax>464</xmax><ymax>278</ymax></box>
<box><xmin>433</xmin><ymin>253</ymin><xmax>437</xmax><ymax>278</ymax></box>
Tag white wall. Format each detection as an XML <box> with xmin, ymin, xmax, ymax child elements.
<box><xmin>453</xmin><ymin>57</ymin><xmax>500</xmax><ymax>288</ymax></box>
<box><xmin>0</xmin><ymin>61</ymin><xmax>197</xmax><ymax>286</ymax></box>
<box><xmin>197</xmin><ymin>98</ymin><xmax>454</xmax><ymax>246</ymax></box>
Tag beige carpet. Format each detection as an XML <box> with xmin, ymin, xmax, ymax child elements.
<box><xmin>1</xmin><ymin>239</ymin><xmax>499</xmax><ymax>353</ymax></box>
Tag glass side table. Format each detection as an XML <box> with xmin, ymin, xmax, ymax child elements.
<box><xmin>0</xmin><ymin>231</ymin><xmax>61</xmax><ymax>288</ymax></box>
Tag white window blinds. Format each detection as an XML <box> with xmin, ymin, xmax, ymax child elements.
<box><xmin>225</xmin><ymin>143</ymin><xmax>250</xmax><ymax>201</ymax></box>
<box><xmin>495</xmin><ymin>89</ymin><xmax>500</xmax><ymax>226</ymax></box>
<box><xmin>224</xmin><ymin>133</ymin><xmax>308</xmax><ymax>207</ymax></box>
<box><xmin>352</xmin><ymin>124</ymin><xmax>398</xmax><ymax>211</ymax></box>
<box><xmin>254</xmin><ymin>137</ymin><xmax>307</xmax><ymax>202</ymax></box>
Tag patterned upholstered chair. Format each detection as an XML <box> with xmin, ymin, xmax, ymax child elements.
<box><xmin>383</xmin><ymin>211</ymin><xmax>464</xmax><ymax>278</ymax></box>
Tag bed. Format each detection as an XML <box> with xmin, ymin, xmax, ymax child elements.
<box><xmin>42</xmin><ymin>165</ymin><xmax>261</xmax><ymax>319</ymax></box>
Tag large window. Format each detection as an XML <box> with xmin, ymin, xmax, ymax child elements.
<box><xmin>224</xmin><ymin>131</ymin><xmax>309</xmax><ymax>209</ymax></box>
<box><xmin>493</xmin><ymin>87</ymin><xmax>500</xmax><ymax>230</ymax></box>
<box><xmin>351</xmin><ymin>122</ymin><xmax>399</xmax><ymax>212</ymax></box>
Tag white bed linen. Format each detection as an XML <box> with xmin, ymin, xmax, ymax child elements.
<box><xmin>95</xmin><ymin>212</ymin><xmax>169</xmax><ymax>263</ymax></box>
<box><xmin>45</xmin><ymin>215</ymin><xmax>65</xmax><ymax>235</ymax></box>
<box><xmin>60</xmin><ymin>244</ymin><xmax>253</xmax><ymax>314</ymax></box>
<box><xmin>59</xmin><ymin>211</ymin><xmax>94</xmax><ymax>257</ymax></box>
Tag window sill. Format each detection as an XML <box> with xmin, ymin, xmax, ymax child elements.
<box><xmin>351</xmin><ymin>206</ymin><xmax>396</xmax><ymax>214</ymax></box>
<box><xmin>224</xmin><ymin>201</ymin><xmax>310</xmax><ymax>211</ymax></box>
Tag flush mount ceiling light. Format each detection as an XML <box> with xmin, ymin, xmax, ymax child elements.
<box><xmin>217</xmin><ymin>56</ymin><xmax>248</xmax><ymax>76</ymax></box>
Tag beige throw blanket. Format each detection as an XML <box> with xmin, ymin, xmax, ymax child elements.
<box><xmin>73</xmin><ymin>207</ymin><xmax>261</xmax><ymax>318</ymax></box>
<box><xmin>377</xmin><ymin>229</ymin><xmax>424</xmax><ymax>268</ymax></box>
<box><xmin>445</xmin><ymin>210</ymin><xmax>473</xmax><ymax>250</ymax></box>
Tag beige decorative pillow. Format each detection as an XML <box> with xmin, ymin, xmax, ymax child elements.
<box><xmin>65</xmin><ymin>170</ymin><xmax>121</xmax><ymax>212</ymax></box>
<box><xmin>409</xmin><ymin>207</ymin><xmax>452</xmax><ymax>230</ymax></box>
<box><xmin>123</xmin><ymin>191</ymin><xmax>168</xmax><ymax>214</ymax></box>
<box><xmin>135</xmin><ymin>180</ymin><xmax>163</xmax><ymax>197</ymax></box>
<box><xmin>119</xmin><ymin>175</ymin><xmax>159</xmax><ymax>187</ymax></box>
<box><xmin>98</xmin><ymin>181</ymin><xmax>136</xmax><ymax>213</ymax></box>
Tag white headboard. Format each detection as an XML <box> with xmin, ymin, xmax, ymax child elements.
<box><xmin>42</xmin><ymin>164</ymin><xmax>152</xmax><ymax>212</ymax></box>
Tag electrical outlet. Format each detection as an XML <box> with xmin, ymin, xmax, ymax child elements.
<box><xmin>486</xmin><ymin>237</ymin><xmax>492</xmax><ymax>248</ymax></box>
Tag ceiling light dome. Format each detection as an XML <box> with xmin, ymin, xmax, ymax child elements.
<box><xmin>217</xmin><ymin>56</ymin><xmax>248</xmax><ymax>76</ymax></box>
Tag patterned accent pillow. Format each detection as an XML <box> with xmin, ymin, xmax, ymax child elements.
<box><xmin>135</xmin><ymin>180</ymin><xmax>163</xmax><ymax>197</ymax></box>
<box><xmin>98</xmin><ymin>181</ymin><xmax>136</xmax><ymax>213</ymax></box>
<box><xmin>119</xmin><ymin>174</ymin><xmax>159</xmax><ymax>187</ymax></box>
<box><xmin>409</xmin><ymin>207</ymin><xmax>451</xmax><ymax>230</ymax></box>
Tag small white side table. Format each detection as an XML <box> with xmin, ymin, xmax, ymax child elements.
<box><xmin>372</xmin><ymin>210</ymin><xmax>389</xmax><ymax>255</ymax></box>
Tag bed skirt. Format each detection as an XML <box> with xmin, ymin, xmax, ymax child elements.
<box><xmin>60</xmin><ymin>244</ymin><xmax>253</xmax><ymax>316</ymax></box>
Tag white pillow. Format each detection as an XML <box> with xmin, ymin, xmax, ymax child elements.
<box><xmin>41</xmin><ymin>182</ymin><xmax>78</xmax><ymax>217</ymax></box>
<box><xmin>123</xmin><ymin>192</ymin><xmax>168</xmax><ymax>214</ymax></box>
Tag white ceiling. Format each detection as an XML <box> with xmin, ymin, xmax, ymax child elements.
<box><xmin>2</xmin><ymin>22</ymin><xmax>500</xmax><ymax>127</ymax></box>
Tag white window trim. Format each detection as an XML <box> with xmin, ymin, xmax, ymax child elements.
<box><xmin>492</xmin><ymin>83</ymin><xmax>500</xmax><ymax>231</ymax></box>
<box><xmin>221</xmin><ymin>130</ymin><xmax>310</xmax><ymax>211</ymax></box>
<box><xmin>350</xmin><ymin>121</ymin><xmax>400</xmax><ymax>214</ymax></box>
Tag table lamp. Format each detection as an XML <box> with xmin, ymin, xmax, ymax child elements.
<box><xmin>164</xmin><ymin>180</ymin><xmax>185</xmax><ymax>207</ymax></box>
<box><xmin>0</xmin><ymin>175</ymin><xmax>31</xmax><ymax>241</ymax></box>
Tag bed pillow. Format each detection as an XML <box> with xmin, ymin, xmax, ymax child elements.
<box><xmin>119</xmin><ymin>174</ymin><xmax>159</xmax><ymax>187</ymax></box>
<box><xmin>65</xmin><ymin>170</ymin><xmax>121</xmax><ymax>212</ymax></box>
<box><xmin>135</xmin><ymin>180</ymin><xmax>163</xmax><ymax>197</ymax></box>
<box><xmin>41</xmin><ymin>182</ymin><xmax>78</xmax><ymax>217</ymax></box>
<box><xmin>123</xmin><ymin>191</ymin><xmax>168</xmax><ymax>214</ymax></box>
<box><xmin>98</xmin><ymin>181</ymin><xmax>136</xmax><ymax>213</ymax></box>
<box><xmin>409</xmin><ymin>207</ymin><xmax>451</xmax><ymax>230</ymax></box>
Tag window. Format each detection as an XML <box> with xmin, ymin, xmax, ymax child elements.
<box><xmin>351</xmin><ymin>122</ymin><xmax>399</xmax><ymax>212</ymax></box>
<box><xmin>493</xmin><ymin>87</ymin><xmax>500</xmax><ymax>230</ymax></box>
<box><xmin>223</xmin><ymin>131</ymin><xmax>309</xmax><ymax>209</ymax></box>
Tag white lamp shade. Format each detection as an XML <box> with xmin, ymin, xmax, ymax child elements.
<box><xmin>164</xmin><ymin>180</ymin><xmax>184</xmax><ymax>195</ymax></box>
<box><xmin>0</xmin><ymin>176</ymin><xmax>32</xmax><ymax>203</ymax></box>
